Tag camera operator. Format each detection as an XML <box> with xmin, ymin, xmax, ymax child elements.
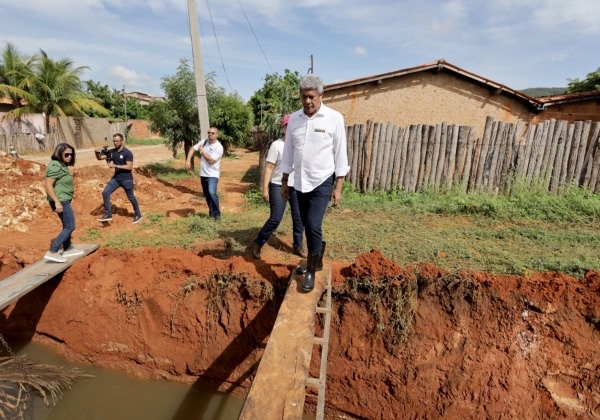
<box><xmin>95</xmin><ymin>133</ymin><xmax>143</xmax><ymax>224</ymax></box>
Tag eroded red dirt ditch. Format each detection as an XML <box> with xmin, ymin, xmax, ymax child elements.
<box><xmin>1</xmin><ymin>246</ymin><xmax>599</xmax><ymax>418</ymax></box>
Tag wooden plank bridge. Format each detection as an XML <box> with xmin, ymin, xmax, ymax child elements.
<box><xmin>0</xmin><ymin>244</ymin><xmax>99</xmax><ymax>311</ymax></box>
<box><xmin>239</xmin><ymin>264</ymin><xmax>333</xmax><ymax>419</ymax></box>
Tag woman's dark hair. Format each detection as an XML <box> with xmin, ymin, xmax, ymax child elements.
<box><xmin>51</xmin><ymin>143</ymin><xmax>76</xmax><ymax>166</ymax></box>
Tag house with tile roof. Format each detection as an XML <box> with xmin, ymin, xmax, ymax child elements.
<box><xmin>323</xmin><ymin>59</ymin><xmax>600</xmax><ymax>138</ymax></box>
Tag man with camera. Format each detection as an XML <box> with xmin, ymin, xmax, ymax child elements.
<box><xmin>95</xmin><ymin>133</ymin><xmax>143</xmax><ymax>224</ymax></box>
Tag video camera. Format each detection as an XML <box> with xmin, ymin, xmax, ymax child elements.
<box><xmin>100</xmin><ymin>145</ymin><xmax>113</xmax><ymax>163</ymax></box>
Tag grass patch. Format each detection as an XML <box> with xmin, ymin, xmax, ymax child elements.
<box><xmin>142</xmin><ymin>162</ymin><xmax>194</xmax><ymax>182</ymax></box>
<box><xmin>85</xmin><ymin>177</ymin><xmax>600</xmax><ymax>278</ymax></box>
<box><xmin>126</xmin><ymin>137</ymin><xmax>166</xmax><ymax>146</ymax></box>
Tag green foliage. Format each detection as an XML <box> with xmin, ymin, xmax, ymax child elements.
<box><xmin>209</xmin><ymin>92</ymin><xmax>254</xmax><ymax>150</ymax></box>
<box><xmin>84</xmin><ymin>81</ymin><xmax>148</xmax><ymax>119</ymax></box>
<box><xmin>567</xmin><ymin>67</ymin><xmax>600</xmax><ymax>93</ymax></box>
<box><xmin>6</xmin><ymin>49</ymin><xmax>109</xmax><ymax>131</ymax></box>
<box><xmin>520</xmin><ymin>87</ymin><xmax>566</xmax><ymax>97</ymax></box>
<box><xmin>146</xmin><ymin>60</ymin><xmax>253</xmax><ymax>158</ymax></box>
<box><xmin>147</xmin><ymin>59</ymin><xmax>200</xmax><ymax>156</ymax></box>
<box><xmin>248</xmin><ymin>69</ymin><xmax>301</xmax><ymax>139</ymax></box>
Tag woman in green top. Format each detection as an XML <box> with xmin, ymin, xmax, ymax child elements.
<box><xmin>44</xmin><ymin>143</ymin><xmax>83</xmax><ymax>262</ymax></box>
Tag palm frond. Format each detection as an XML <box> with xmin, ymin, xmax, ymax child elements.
<box><xmin>0</xmin><ymin>356</ymin><xmax>93</xmax><ymax>419</ymax></box>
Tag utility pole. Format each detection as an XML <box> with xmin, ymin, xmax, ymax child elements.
<box><xmin>123</xmin><ymin>85</ymin><xmax>128</xmax><ymax>139</ymax></box>
<box><xmin>187</xmin><ymin>0</ymin><xmax>210</xmax><ymax>140</ymax></box>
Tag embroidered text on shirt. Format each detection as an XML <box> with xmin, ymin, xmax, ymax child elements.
<box><xmin>314</xmin><ymin>128</ymin><xmax>326</xmax><ymax>133</ymax></box>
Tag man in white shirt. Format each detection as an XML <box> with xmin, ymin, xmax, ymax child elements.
<box><xmin>280</xmin><ymin>75</ymin><xmax>350</xmax><ymax>292</ymax></box>
<box><xmin>186</xmin><ymin>126</ymin><xmax>224</xmax><ymax>221</ymax></box>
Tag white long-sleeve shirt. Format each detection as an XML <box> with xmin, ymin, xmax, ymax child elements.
<box><xmin>280</xmin><ymin>103</ymin><xmax>350</xmax><ymax>193</ymax></box>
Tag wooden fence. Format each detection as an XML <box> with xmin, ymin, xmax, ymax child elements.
<box><xmin>0</xmin><ymin>133</ymin><xmax>62</xmax><ymax>155</ymax></box>
<box><xmin>346</xmin><ymin>117</ymin><xmax>600</xmax><ymax>194</ymax></box>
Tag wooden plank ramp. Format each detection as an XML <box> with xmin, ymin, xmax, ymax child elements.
<box><xmin>239</xmin><ymin>265</ymin><xmax>332</xmax><ymax>420</ymax></box>
<box><xmin>0</xmin><ymin>244</ymin><xmax>99</xmax><ymax>311</ymax></box>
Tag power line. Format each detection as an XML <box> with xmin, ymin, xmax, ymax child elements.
<box><xmin>237</xmin><ymin>0</ymin><xmax>274</xmax><ymax>74</ymax></box>
<box><xmin>205</xmin><ymin>0</ymin><xmax>232</xmax><ymax>91</ymax></box>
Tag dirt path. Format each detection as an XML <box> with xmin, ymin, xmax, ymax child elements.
<box><xmin>2</xmin><ymin>144</ymin><xmax>256</xmax><ymax>249</ymax></box>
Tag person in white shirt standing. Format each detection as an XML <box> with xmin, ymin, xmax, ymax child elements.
<box><xmin>251</xmin><ymin>114</ymin><xmax>305</xmax><ymax>260</ymax></box>
<box><xmin>186</xmin><ymin>126</ymin><xmax>224</xmax><ymax>221</ymax></box>
<box><xmin>280</xmin><ymin>75</ymin><xmax>350</xmax><ymax>292</ymax></box>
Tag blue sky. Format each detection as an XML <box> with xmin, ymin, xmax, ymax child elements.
<box><xmin>1</xmin><ymin>0</ymin><xmax>599</xmax><ymax>101</ymax></box>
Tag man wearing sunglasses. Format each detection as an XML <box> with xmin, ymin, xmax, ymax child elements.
<box><xmin>186</xmin><ymin>126</ymin><xmax>224</xmax><ymax>221</ymax></box>
<box><xmin>95</xmin><ymin>133</ymin><xmax>143</xmax><ymax>224</ymax></box>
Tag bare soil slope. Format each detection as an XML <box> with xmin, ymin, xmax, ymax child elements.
<box><xmin>0</xmin><ymin>149</ymin><xmax>598</xmax><ymax>418</ymax></box>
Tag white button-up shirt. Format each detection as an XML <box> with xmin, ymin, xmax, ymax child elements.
<box><xmin>280</xmin><ymin>103</ymin><xmax>350</xmax><ymax>193</ymax></box>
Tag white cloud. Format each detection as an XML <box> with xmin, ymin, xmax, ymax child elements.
<box><xmin>355</xmin><ymin>46</ymin><xmax>368</xmax><ymax>56</ymax></box>
<box><xmin>107</xmin><ymin>65</ymin><xmax>151</xmax><ymax>88</ymax></box>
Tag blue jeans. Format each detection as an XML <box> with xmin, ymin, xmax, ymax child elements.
<box><xmin>102</xmin><ymin>178</ymin><xmax>141</xmax><ymax>217</ymax></box>
<box><xmin>200</xmin><ymin>176</ymin><xmax>220</xmax><ymax>219</ymax></box>
<box><xmin>49</xmin><ymin>200</ymin><xmax>75</xmax><ymax>252</ymax></box>
<box><xmin>297</xmin><ymin>175</ymin><xmax>334</xmax><ymax>255</ymax></box>
<box><xmin>255</xmin><ymin>184</ymin><xmax>304</xmax><ymax>249</ymax></box>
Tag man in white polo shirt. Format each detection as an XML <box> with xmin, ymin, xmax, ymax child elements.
<box><xmin>186</xmin><ymin>126</ymin><xmax>224</xmax><ymax>221</ymax></box>
<box><xmin>280</xmin><ymin>74</ymin><xmax>350</xmax><ymax>292</ymax></box>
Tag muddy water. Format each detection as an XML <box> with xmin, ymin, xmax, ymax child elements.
<box><xmin>15</xmin><ymin>341</ymin><xmax>244</xmax><ymax>419</ymax></box>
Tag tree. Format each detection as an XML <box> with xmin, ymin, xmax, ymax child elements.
<box><xmin>147</xmin><ymin>59</ymin><xmax>200</xmax><ymax>160</ymax></box>
<box><xmin>247</xmin><ymin>69</ymin><xmax>301</xmax><ymax>180</ymax></box>
<box><xmin>28</xmin><ymin>50</ymin><xmax>109</xmax><ymax>132</ymax></box>
<box><xmin>0</xmin><ymin>43</ymin><xmax>37</xmax><ymax>131</ymax></box>
<box><xmin>1</xmin><ymin>49</ymin><xmax>109</xmax><ymax>133</ymax></box>
<box><xmin>567</xmin><ymin>67</ymin><xmax>600</xmax><ymax>93</ymax></box>
<box><xmin>248</xmin><ymin>69</ymin><xmax>300</xmax><ymax>139</ymax></box>
<box><xmin>147</xmin><ymin>59</ymin><xmax>253</xmax><ymax>162</ymax></box>
<box><xmin>205</xmin><ymin>72</ymin><xmax>253</xmax><ymax>152</ymax></box>
<box><xmin>210</xmin><ymin>92</ymin><xmax>253</xmax><ymax>153</ymax></box>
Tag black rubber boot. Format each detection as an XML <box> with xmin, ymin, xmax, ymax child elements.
<box><xmin>296</xmin><ymin>241</ymin><xmax>326</xmax><ymax>275</ymax></box>
<box><xmin>301</xmin><ymin>252</ymin><xmax>320</xmax><ymax>293</ymax></box>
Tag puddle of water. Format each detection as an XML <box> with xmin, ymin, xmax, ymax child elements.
<box><xmin>12</xmin><ymin>341</ymin><xmax>244</xmax><ymax>419</ymax></box>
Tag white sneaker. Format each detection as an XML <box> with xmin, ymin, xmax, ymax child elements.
<box><xmin>44</xmin><ymin>251</ymin><xmax>67</xmax><ymax>263</ymax></box>
<box><xmin>62</xmin><ymin>246</ymin><xmax>84</xmax><ymax>257</ymax></box>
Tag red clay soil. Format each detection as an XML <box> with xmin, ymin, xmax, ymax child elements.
<box><xmin>0</xmin><ymin>150</ymin><xmax>599</xmax><ymax>418</ymax></box>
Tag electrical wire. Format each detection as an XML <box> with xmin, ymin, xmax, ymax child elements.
<box><xmin>205</xmin><ymin>0</ymin><xmax>233</xmax><ymax>91</ymax></box>
<box><xmin>237</xmin><ymin>0</ymin><xmax>274</xmax><ymax>74</ymax></box>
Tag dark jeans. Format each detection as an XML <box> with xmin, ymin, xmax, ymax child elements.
<box><xmin>255</xmin><ymin>184</ymin><xmax>304</xmax><ymax>249</ymax></box>
<box><xmin>200</xmin><ymin>176</ymin><xmax>220</xmax><ymax>219</ymax></box>
<box><xmin>102</xmin><ymin>178</ymin><xmax>141</xmax><ymax>217</ymax></box>
<box><xmin>49</xmin><ymin>200</ymin><xmax>75</xmax><ymax>252</ymax></box>
<box><xmin>297</xmin><ymin>175</ymin><xmax>334</xmax><ymax>255</ymax></box>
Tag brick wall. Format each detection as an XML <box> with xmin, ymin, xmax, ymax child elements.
<box><xmin>532</xmin><ymin>100</ymin><xmax>600</xmax><ymax>125</ymax></box>
<box><xmin>324</xmin><ymin>72</ymin><xmax>536</xmax><ymax>138</ymax></box>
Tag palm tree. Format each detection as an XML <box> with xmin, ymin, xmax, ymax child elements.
<box><xmin>0</xmin><ymin>43</ymin><xmax>37</xmax><ymax>132</ymax></box>
<box><xmin>26</xmin><ymin>50</ymin><xmax>109</xmax><ymax>133</ymax></box>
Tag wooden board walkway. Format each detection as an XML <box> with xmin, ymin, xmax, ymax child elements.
<box><xmin>239</xmin><ymin>265</ymin><xmax>332</xmax><ymax>420</ymax></box>
<box><xmin>0</xmin><ymin>244</ymin><xmax>99</xmax><ymax>311</ymax></box>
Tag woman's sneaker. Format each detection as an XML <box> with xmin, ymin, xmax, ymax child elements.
<box><xmin>62</xmin><ymin>246</ymin><xmax>84</xmax><ymax>257</ymax></box>
<box><xmin>44</xmin><ymin>251</ymin><xmax>67</xmax><ymax>263</ymax></box>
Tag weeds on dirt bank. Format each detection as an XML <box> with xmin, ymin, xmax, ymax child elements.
<box><xmin>342</xmin><ymin>274</ymin><xmax>418</xmax><ymax>351</ymax></box>
<box><xmin>169</xmin><ymin>272</ymin><xmax>276</xmax><ymax>335</ymax></box>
